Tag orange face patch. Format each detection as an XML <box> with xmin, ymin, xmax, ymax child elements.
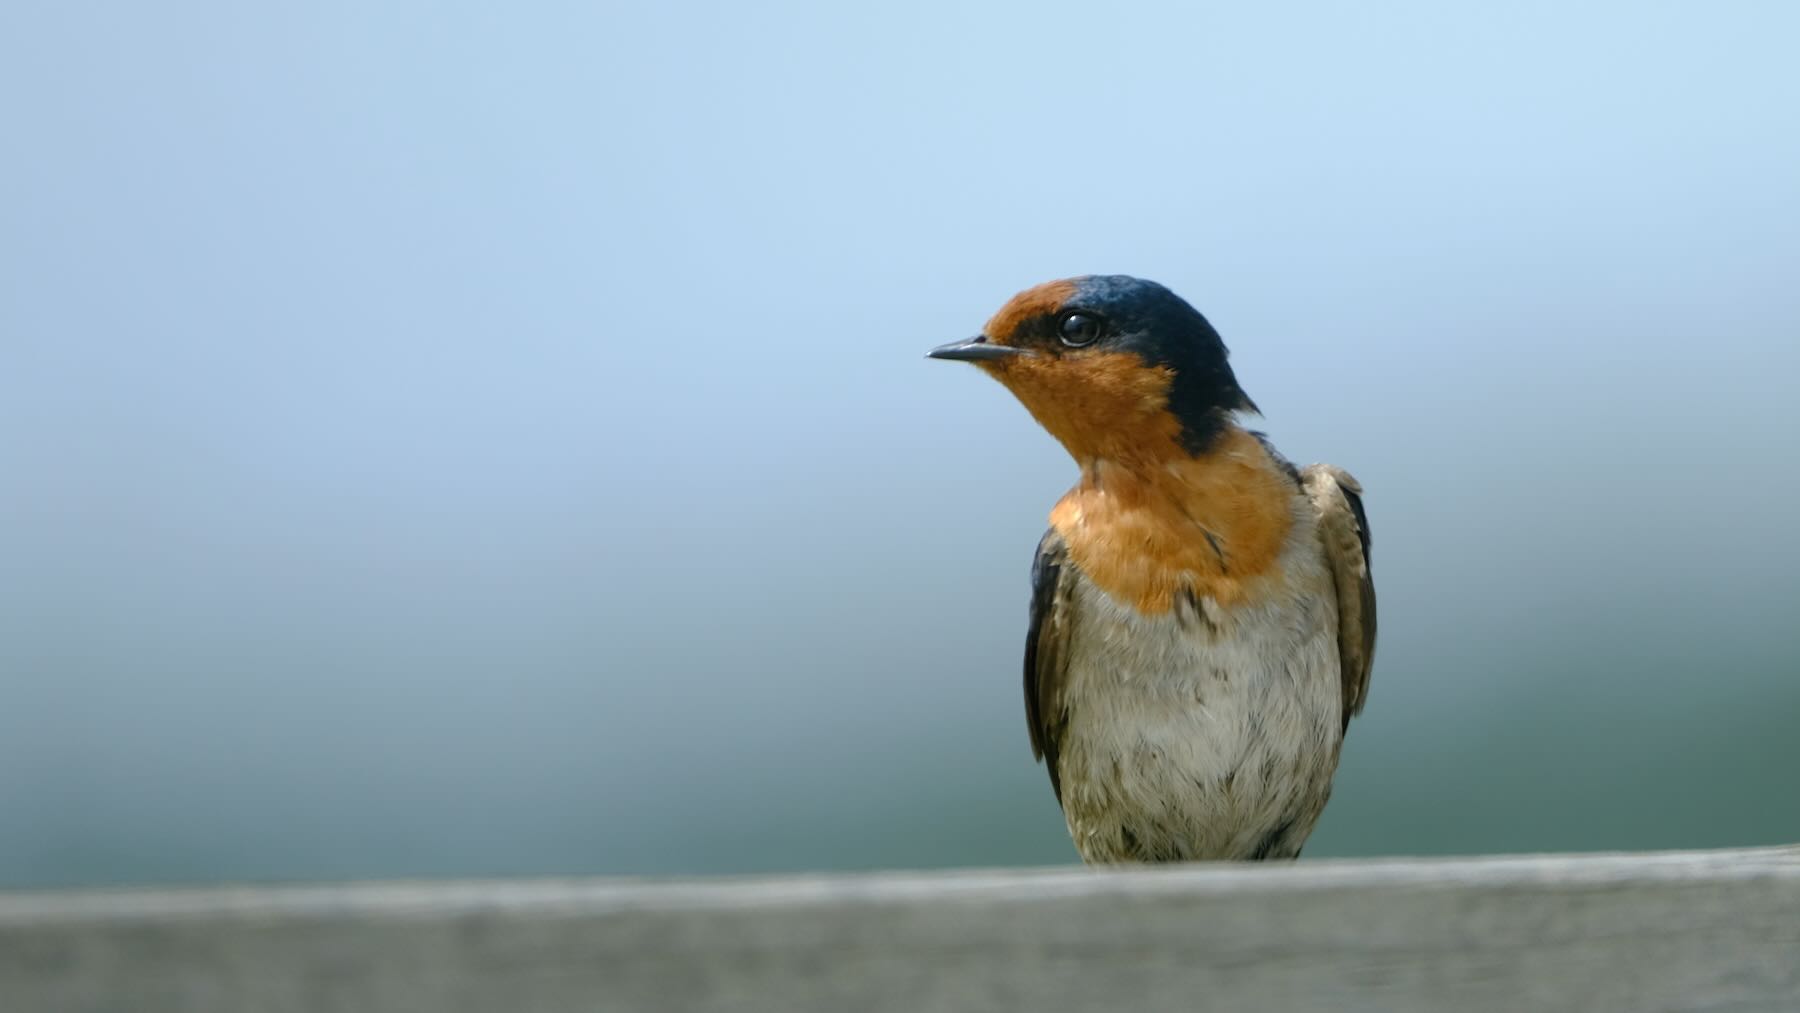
<box><xmin>983</xmin><ymin>278</ymin><xmax>1079</xmax><ymax>346</ymax></box>
<box><xmin>1049</xmin><ymin>427</ymin><xmax>1295</xmax><ymax>613</ymax></box>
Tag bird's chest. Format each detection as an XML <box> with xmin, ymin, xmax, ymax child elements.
<box><xmin>1054</xmin><ymin>546</ymin><xmax>1343</xmax><ymax>862</ymax></box>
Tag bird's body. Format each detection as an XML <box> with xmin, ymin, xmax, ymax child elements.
<box><xmin>931</xmin><ymin>276</ymin><xmax>1375</xmax><ymax>863</ymax></box>
<box><xmin>1035</xmin><ymin>443</ymin><xmax>1364</xmax><ymax>861</ymax></box>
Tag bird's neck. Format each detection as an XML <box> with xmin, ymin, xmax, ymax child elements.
<box><xmin>1049</xmin><ymin>425</ymin><xmax>1297</xmax><ymax>615</ymax></box>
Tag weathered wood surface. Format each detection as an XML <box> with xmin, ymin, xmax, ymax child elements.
<box><xmin>3</xmin><ymin>847</ymin><xmax>1798</xmax><ymax>1013</ymax></box>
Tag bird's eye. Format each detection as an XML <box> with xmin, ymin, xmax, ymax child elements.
<box><xmin>1058</xmin><ymin>312</ymin><xmax>1105</xmax><ymax>347</ymax></box>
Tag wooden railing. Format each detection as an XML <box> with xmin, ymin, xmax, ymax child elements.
<box><xmin>4</xmin><ymin>846</ymin><xmax>1798</xmax><ymax>1012</ymax></box>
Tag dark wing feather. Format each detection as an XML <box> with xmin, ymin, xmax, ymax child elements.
<box><xmin>1301</xmin><ymin>465</ymin><xmax>1377</xmax><ymax>731</ymax></box>
<box><xmin>1024</xmin><ymin>529</ymin><xmax>1077</xmax><ymax>804</ymax></box>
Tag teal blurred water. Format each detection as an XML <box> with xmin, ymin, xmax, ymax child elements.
<box><xmin>2</xmin><ymin>2</ymin><xmax>1797</xmax><ymax>887</ymax></box>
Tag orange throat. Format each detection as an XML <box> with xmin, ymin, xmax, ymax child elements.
<box><xmin>1047</xmin><ymin>427</ymin><xmax>1296</xmax><ymax>614</ymax></box>
<box><xmin>984</xmin><ymin>350</ymin><xmax>1186</xmax><ymax>465</ymax></box>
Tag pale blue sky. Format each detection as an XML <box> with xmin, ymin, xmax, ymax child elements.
<box><xmin>3</xmin><ymin>2</ymin><xmax>1798</xmax><ymax>884</ymax></box>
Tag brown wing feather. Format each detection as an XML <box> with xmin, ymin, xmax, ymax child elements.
<box><xmin>1024</xmin><ymin>529</ymin><xmax>1076</xmax><ymax>804</ymax></box>
<box><xmin>1301</xmin><ymin>464</ymin><xmax>1377</xmax><ymax>731</ymax></box>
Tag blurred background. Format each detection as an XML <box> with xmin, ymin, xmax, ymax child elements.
<box><xmin>2</xmin><ymin>1</ymin><xmax>1797</xmax><ymax>889</ymax></box>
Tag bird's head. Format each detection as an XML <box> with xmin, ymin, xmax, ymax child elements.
<box><xmin>929</xmin><ymin>276</ymin><xmax>1256</xmax><ymax>463</ymax></box>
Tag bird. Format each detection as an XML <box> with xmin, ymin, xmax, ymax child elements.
<box><xmin>928</xmin><ymin>275</ymin><xmax>1375</xmax><ymax>863</ymax></box>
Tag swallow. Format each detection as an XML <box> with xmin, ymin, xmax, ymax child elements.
<box><xmin>929</xmin><ymin>276</ymin><xmax>1375</xmax><ymax>862</ymax></box>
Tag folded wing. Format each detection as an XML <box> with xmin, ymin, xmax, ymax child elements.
<box><xmin>1301</xmin><ymin>464</ymin><xmax>1377</xmax><ymax>731</ymax></box>
<box><xmin>1024</xmin><ymin>529</ymin><xmax>1077</xmax><ymax>804</ymax></box>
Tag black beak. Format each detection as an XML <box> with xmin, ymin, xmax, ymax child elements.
<box><xmin>926</xmin><ymin>335</ymin><xmax>1030</xmax><ymax>362</ymax></box>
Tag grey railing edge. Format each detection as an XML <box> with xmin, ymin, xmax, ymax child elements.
<box><xmin>4</xmin><ymin>843</ymin><xmax>1797</xmax><ymax>925</ymax></box>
